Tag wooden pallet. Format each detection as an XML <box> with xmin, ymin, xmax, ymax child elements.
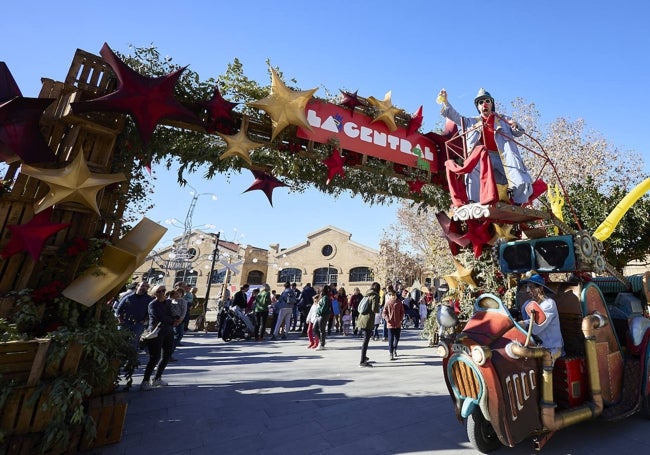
<box><xmin>0</xmin><ymin>339</ymin><xmax>50</xmax><ymax>386</ymax></box>
<box><xmin>79</xmin><ymin>393</ymin><xmax>128</xmax><ymax>449</ymax></box>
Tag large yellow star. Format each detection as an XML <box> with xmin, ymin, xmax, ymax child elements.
<box><xmin>217</xmin><ymin>117</ymin><xmax>264</xmax><ymax>166</ymax></box>
<box><xmin>20</xmin><ymin>152</ymin><xmax>126</xmax><ymax>215</ymax></box>
<box><xmin>248</xmin><ymin>67</ymin><xmax>318</xmax><ymax>141</ymax></box>
<box><xmin>366</xmin><ymin>91</ymin><xmax>402</xmax><ymax>132</ymax></box>
<box><xmin>493</xmin><ymin>223</ymin><xmax>518</xmax><ymax>242</ymax></box>
<box><xmin>451</xmin><ymin>258</ymin><xmax>478</xmax><ymax>288</ymax></box>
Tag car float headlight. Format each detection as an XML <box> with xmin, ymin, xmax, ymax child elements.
<box><xmin>470</xmin><ymin>345</ymin><xmax>491</xmax><ymax>366</ymax></box>
<box><xmin>436</xmin><ymin>341</ymin><xmax>450</xmax><ymax>358</ymax></box>
<box><xmin>505</xmin><ymin>341</ymin><xmax>521</xmax><ymax>359</ymax></box>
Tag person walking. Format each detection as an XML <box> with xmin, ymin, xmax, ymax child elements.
<box><xmin>274</xmin><ymin>282</ymin><xmax>294</xmax><ymax>340</ymax></box>
<box><xmin>382</xmin><ymin>289</ymin><xmax>404</xmax><ymax>360</ymax></box>
<box><xmin>114</xmin><ymin>281</ymin><xmax>150</xmax><ymax>349</ymax></box>
<box><xmin>312</xmin><ymin>285</ymin><xmax>331</xmax><ymax>350</ymax></box>
<box><xmin>141</xmin><ymin>284</ymin><xmax>178</xmax><ymax>391</ymax></box>
<box><xmin>254</xmin><ymin>284</ymin><xmax>271</xmax><ymax>341</ymax></box>
<box><xmin>357</xmin><ymin>282</ymin><xmax>381</xmax><ymax>367</ymax></box>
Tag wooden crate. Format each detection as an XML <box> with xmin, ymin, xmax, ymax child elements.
<box><xmin>0</xmin><ymin>385</ymin><xmax>55</xmax><ymax>435</ymax></box>
<box><xmin>0</xmin><ymin>339</ymin><xmax>50</xmax><ymax>386</ymax></box>
<box><xmin>42</xmin><ymin>340</ymin><xmax>83</xmax><ymax>379</ymax></box>
<box><xmin>1</xmin><ymin>428</ymin><xmax>81</xmax><ymax>455</ymax></box>
<box><xmin>80</xmin><ymin>393</ymin><xmax>128</xmax><ymax>449</ymax></box>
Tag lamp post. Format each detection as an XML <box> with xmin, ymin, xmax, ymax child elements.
<box><xmin>164</xmin><ymin>183</ymin><xmax>217</xmax><ymax>288</ymax></box>
<box><xmin>200</xmin><ymin>232</ymin><xmax>220</xmax><ymax>331</ymax></box>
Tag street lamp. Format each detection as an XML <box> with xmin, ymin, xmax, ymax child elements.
<box><xmin>200</xmin><ymin>232</ymin><xmax>221</xmax><ymax>331</ymax></box>
<box><xmin>164</xmin><ymin>183</ymin><xmax>217</xmax><ymax>287</ymax></box>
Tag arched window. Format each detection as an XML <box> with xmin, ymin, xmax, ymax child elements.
<box><xmin>247</xmin><ymin>270</ymin><xmax>264</xmax><ymax>285</ymax></box>
<box><xmin>349</xmin><ymin>267</ymin><xmax>373</xmax><ymax>282</ymax></box>
<box><xmin>175</xmin><ymin>270</ymin><xmax>198</xmax><ymax>286</ymax></box>
<box><xmin>278</xmin><ymin>267</ymin><xmax>302</xmax><ymax>283</ymax></box>
<box><xmin>313</xmin><ymin>267</ymin><xmax>337</xmax><ymax>286</ymax></box>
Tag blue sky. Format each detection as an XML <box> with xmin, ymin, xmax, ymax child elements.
<box><xmin>3</xmin><ymin>1</ymin><xmax>649</xmax><ymax>251</ymax></box>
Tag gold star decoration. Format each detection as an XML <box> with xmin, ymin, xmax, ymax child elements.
<box><xmin>248</xmin><ymin>67</ymin><xmax>318</xmax><ymax>141</ymax></box>
<box><xmin>450</xmin><ymin>258</ymin><xmax>478</xmax><ymax>288</ymax></box>
<box><xmin>492</xmin><ymin>223</ymin><xmax>518</xmax><ymax>242</ymax></box>
<box><xmin>217</xmin><ymin>117</ymin><xmax>264</xmax><ymax>166</ymax></box>
<box><xmin>366</xmin><ymin>91</ymin><xmax>402</xmax><ymax>132</ymax></box>
<box><xmin>20</xmin><ymin>152</ymin><xmax>126</xmax><ymax>215</ymax></box>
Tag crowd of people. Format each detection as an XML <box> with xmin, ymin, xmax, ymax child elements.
<box><xmin>111</xmin><ymin>278</ymin><xmax>442</xmax><ymax>390</ymax></box>
<box><xmin>226</xmin><ymin>280</ymin><xmax>439</xmax><ymax>367</ymax></box>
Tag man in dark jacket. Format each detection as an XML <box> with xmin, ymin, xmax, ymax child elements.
<box><xmin>298</xmin><ymin>283</ymin><xmax>316</xmax><ymax>335</ymax></box>
<box><xmin>232</xmin><ymin>284</ymin><xmax>250</xmax><ymax>310</ymax></box>
<box><xmin>115</xmin><ymin>281</ymin><xmax>151</xmax><ymax>348</ymax></box>
<box><xmin>357</xmin><ymin>282</ymin><xmax>381</xmax><ymax>367</ymax></box>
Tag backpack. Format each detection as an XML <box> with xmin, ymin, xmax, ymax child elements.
<box><xmin>358</xmin><ymin>296</ymin><xmax>371</xmax><ymax>315</ymax></box>
<box><xmin>286</xmin><ymin>290</ymin><xmax>297</xmax><ymax>305</ymax></box>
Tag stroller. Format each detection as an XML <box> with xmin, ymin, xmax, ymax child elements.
<box><xmin>218</xmin><ymin>306</ymin><xmax>256</xmax><ymax>342</ymax></box>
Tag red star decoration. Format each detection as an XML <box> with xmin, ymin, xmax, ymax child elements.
<box><xmin>339</xmin><ymin>90</ymin><xmax>364</xmax><ymax>114</ymax></box>
<box><xmin>0</xmin><ymin>97</ymin><xmax>56</xmax><ymax>163</ymax></box>
<box><xmin>71</xmin><ymin>43</ymin><xmax>199</xmax><ymax>146</ymax></box>
<box><xmin>407</xmin><ymin>105</ymin><xmax>424</xmax><ymax>136</ymax></box>
<box><xmin>202</xmin><ymin>86</ymin><xmax>238</xmax><ymax>134</ymax></box>
<box><xmin>0</xmin><ymin>62</ymin><xmax>22</xmax><ymax>102</ymax></box>
<box><xmin>0</xmin><ymin>63</ymin><xmax>56</xmax><ymax>163</ymax></box>
<box><xmin>436</xmin><ymin>211</ymin><xmax>470</xmax><ymax>255</ymax></box>
<box><xmin>322</xmin><ymin>148</ymin><xmax>346</xmax><ymax>184</ymax></box>
<box><xmin>461</xmin><ymin>219</ymin><xmax>494</xmax><ymax>258</ymax></box>
<box><xmin>407</xmin><ymin>179</ymin><xmax>426</xmax><ymax>194</ymax></box>
<box><xmin>243</xmin><ymin>170</ymin><xmax>288</xmax><ymax>206</ymax></box>
<box><xmin>0</xmin><ymin>208</ymin><xmax>69</xmax><ymax>260</ymax></box>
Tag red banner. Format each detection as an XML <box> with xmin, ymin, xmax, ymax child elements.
<box><xmin>296</xmin><ymin>99</ymin><xmax>437</xmax><ymax>173</ymax></box>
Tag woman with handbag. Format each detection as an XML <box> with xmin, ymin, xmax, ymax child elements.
<box><xmin>141</xmin><ymin>284</ymin><xmax>179</xmax><ymax>391</ymax></box>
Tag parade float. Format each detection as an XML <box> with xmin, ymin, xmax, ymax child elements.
<box><xmin>0</xmin><ymin>42</ymin><xmax>648</xmax><ymax>453</ymax></box>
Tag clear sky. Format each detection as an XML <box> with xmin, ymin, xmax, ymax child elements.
<box><xmin>3</xmin><ymin>0</ymin><xmax>648</xmax><ymax>252</ymax></box>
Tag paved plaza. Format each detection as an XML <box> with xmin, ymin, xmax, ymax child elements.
<box><xmin>85</xmin><ymin>328</ymin><xmax>649</xmax><ymax>455</ymax></box>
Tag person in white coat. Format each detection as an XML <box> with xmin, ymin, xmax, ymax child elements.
<box><xmin>438</xmin><ymin>88</ymin><xmax>533</xmax><ymax>206</ymax></box>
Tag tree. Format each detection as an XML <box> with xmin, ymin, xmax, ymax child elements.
<box><xmin>563</xmin><ymin>177</ymin><xmax>650</xmax><ymax>271</ymax></box>
<box><xmin>374</xmin><ymin>231</ymin><xmax>423</xmax><ymax>288</ymax></box>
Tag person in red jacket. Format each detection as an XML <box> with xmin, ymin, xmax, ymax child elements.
<box><xmin>382</xmin><ymin>290</ymin><xmax>405</xmax><ymax>361</ymax></box>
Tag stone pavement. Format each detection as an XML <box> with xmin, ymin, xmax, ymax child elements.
<box><xmin>84</xmin><ymin>328</ymin><xmax>649</xmax><ymax>455</ymax></box>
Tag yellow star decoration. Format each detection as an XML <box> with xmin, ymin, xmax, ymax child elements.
<box><xmin>248</xmin><ymin>67</ymin><xmax>318</xmax><ymax>141</ymax></box>
<box><xmin>366</xmin><ymin>90</ymin><xmax>402</xmax><ymax>132</ymax></box>
<box><xmin>493</xmin><ymin>223</ymin><xmax>518</xmax><ymax>242</ymax></box>
<box><xmin>218</xmin><ymin>117</ymin><xmax>264</xmax><ymax>166</ymax></box>
<box><xmin>450</xmin><ymin>258</ymin><xmax>478</xmax><ymax>288</ymax></box>
<box><xmin>20</xmin><ymin>152</ymin><xmax>126</xmax><ymax>216</ymax></box>
<box><xmin>442</xmin><ymin>274</ymin><xmax>459</xmax><ymax>291</ymax></box>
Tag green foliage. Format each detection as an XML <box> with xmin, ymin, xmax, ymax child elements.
<box><xmin>561</xmin><ymin>176</ymin><xmax>650</xmax><ymax>271</ymax></box>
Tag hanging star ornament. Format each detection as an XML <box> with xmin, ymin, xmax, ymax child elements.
<box><xmin>366</xmin><ymin>91</ymin><xmax>402</xmax><ymax>132</ymax></box>
<box><xmin>218</xmin><ymin>117</ymin><xmax>264</xmax><ymax>166</ymax></box>
<box><xmin>493</xmin><ymin>223</ymin><xmax>518</xmax><ymax>242</ymax></box>
<box><xmin>0</xmin><ymin>208</ymin><xmax>69</xmax><ymax>260</ymax></box>
<box><xmin>322</xmin><ymin>147</ymin><xmax>346</xmax><ymax>184</ymax></box>
<box><xmin>461</xmin><ymin>219</ymin><xmax>494</xmax><ymax>258</ymax></box>
<box><xmin>451</xmin><ymin>258</ymin><xmax>478</xmax><ymax>288</ymax></box>
<box><xmin>436</xmin><ymin>211</ymin><xmax>470</xmax><ymax>255</ymax></box>
<box><xmin>243</xmin><ymin>169</ymin><xmax>288</xmax><ymax>206</ymax></box>
<box><xmin>407</xmin><ymin>179</ymin><xmax>426</xmax><ymax>194</ymax></box>
<box><xmin>71</xmin><ymin>43</ymin><xmax>199</xmax><ymax>146</ymax></box>
<box><xmin>202</xmin><ymin>85</ymin><xmax>238</xmax><ymax>133</ymax></box>
<box><xmin>20</xmin><ymin>152</ymin><xmax>126</xmax><ymax>215</ymax></box>
<box><xmin>248</xmin><ymin>67</ymin><xmax>318</xmax><ymax>141</ymax></box>
<box><xmin>338</xmin><ymin>89</ymin><xmax>364</xmax><ymax>114</ymax></box>
<box><xmin>0</xmin><ymin>62</ymin><xmax>56</xmax><ymax>163</ymax></box>
<box><xmin>407</xmin><ymin>105</ymin><xmax>424</xmax><ymax>136</ymax></box>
